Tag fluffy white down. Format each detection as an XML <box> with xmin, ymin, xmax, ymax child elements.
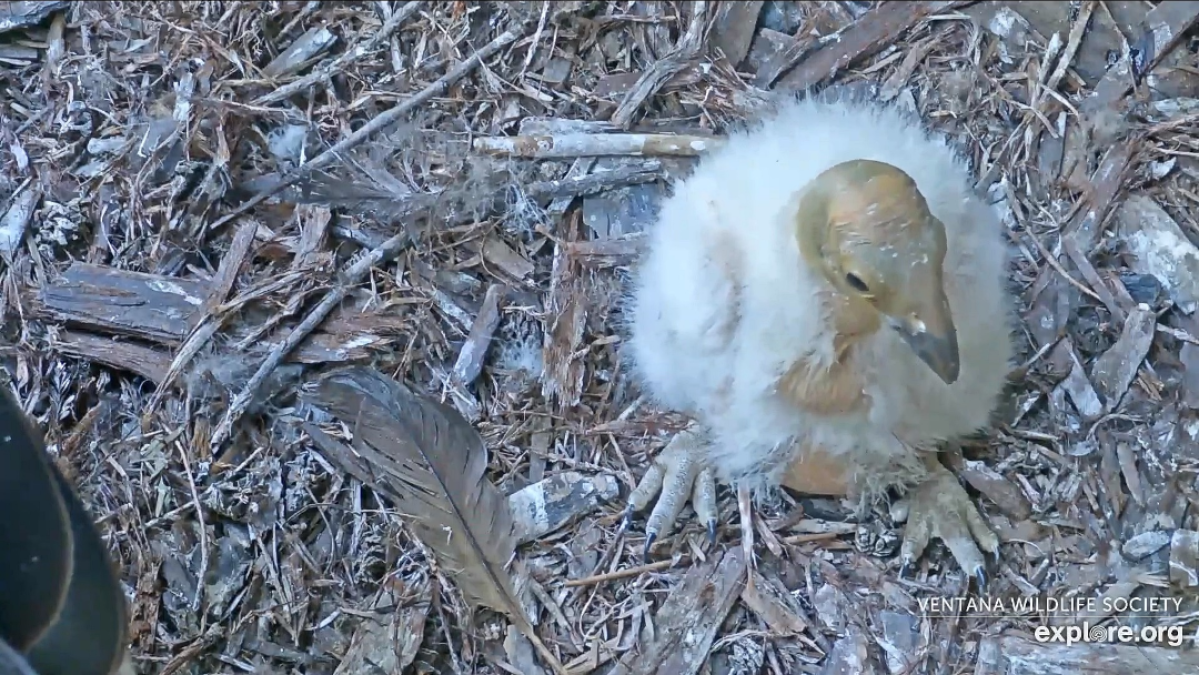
<box><xmin>625</xmin><ymin>96</ymin><xmax>1015</xmax><ymax>494</ymax></box>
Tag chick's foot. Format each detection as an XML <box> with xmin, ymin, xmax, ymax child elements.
<box><xmin>623</xmin><ymin>427</ymin><xmax>717</xmax><ymax>559</ymax></box>
<box><xmin>896</xmin><ymin>457</ymin><xmax>999</xmax><ymax>588</ymax></box>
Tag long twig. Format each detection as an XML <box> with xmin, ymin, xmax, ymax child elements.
<box><xmin>207</xmin><ymin>24</ymin><xmax>531</xmax><ymax>450</ymax></box>
<box><xmin>175</xmin><ymin>433</ymin><xmax>209</xmax><ymax>613</ymax></box>
<box><xmin>206</xmin><ymin>23</ymin><xmax>528</xmax><ymax>236</ymax></box>
<box><xmin>209</xmin><ymin>231</ymin><xmax>410</xmax><ymax>449</ymax></box>
<box><xmin>473</xmin><ymin>133</ymin><xmax>723</xmax><ymax>158</ymax></box>
<box><xmin>564</xmin><ymin>558</ymin><xmax>684</xmax><ymax>587</ymax></box>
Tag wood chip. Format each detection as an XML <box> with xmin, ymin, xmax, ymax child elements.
<box><xmin>582</xmin><ymin>182</ymin><xmax>662</xmax><ymax>238</ymax></box>
<box><xmin>1122</xmin><ymin>530</ymin><xmax>1171</xmax><ymax>560</ymax></box>
<box><xmin>1089</xmin><ymin>303</ymin><xmax>1156</xmax><ymax>411</ymax></box>
<box><xmin>451</xmin><ymin>283</ymin><xmax>505</xmax><ymax>387</ymax></box>
<box><xmin>0</xmin><ymin>1</ymin><xmax>68</xmax><ymax>34</ymax></box>
<box><xmin>710</xmin><ymin>1</ymin><xmax>764</xmax><ymax>67</ymax></box>
<box><xmin>52</xmin><ymin>331</ymin><xmax>173</xmax><ymax>384</ymax></box>
<box><xmin>820</xmin><ymin>627</ymin><xmax>878</xmax><ymax>675</ymax></box>
<box><xmin>878</xmin><ymin>36</ymin><xmax>939</xmax><ymax>101</ymax></box>
<box><xmin>1083</xmin><ymin>2</ymin><xmax>1199</xmax><ymax>117</ymax></box>
<box><xmin>208</xmin><ymin>223</ymin><xmax>260</xmax><ymax>314</ymax></box>
<box><xmin>611</xmin><ymin>547</ymin><xmax>747</xmax><ymax>675</ymax></box>
<box><xmin>1118</xmin><ymin>195</ymin><xmax>1199</xmax><ymax>314</ymax></box>
<box><xmin>334</xmin><ymin>584</ymin><xmax>428</xmax><ymax>675</ymax></box>
<box><xmin>1051</xmin><ymin>340</ymin><xmax>1103</xmax><ymax>421</ymax></box>
<box><xmin>566</xmin><ymin>233</ymin><xmax>646</xmax><ymax>267</ymax></box>
<box><xmin>503</xmin><ymin>625</ymin><xmax>548</xmax><ymax>675</ymax></box>
<box><xmin>1180</xmin><ymin>343</ymin><xmax>1199</xmax><ymax>409</ymax></box>
<box><xmin>741</xmin><ymin>569</ymin><xmax>811</xmax><ymax>635</ymax></box>
<box><xmin>1169</xmin><ymin>529</ymin><xmax>1199</xmax><ymax>587</ymax></box>
<box><xmin>742</xmin><ymin>27</ymin><xmax>792</xmax><ymax>74</ymax></box>
<box><xmin>482</xmin><ymin>237</ymin><xmax>535</xmax><ymax>280</ymax></box>
<box><xmin>0</xmin><ymin>183</ymin><xmax>38</xmax><ymax>257</ymax></box>
<box><xmin>1062</xmin><ymin>232</ymin><xmax>1125</xmax><ymax>322</ymax></box>
<box><xmin>593</xmin><ymin>66</ymin><xmax>703</xmax><ymax>99</ymax></box>
<box><xmin>529</xmin><ymin>161</ymin><xmax>665</xmax><ymax>200</ymax></box>
<box><xmin>877</xmin><ymin>611</ymin><xmax>921</xmax><ymax>675</ymax></box>
<box><xmin>506</xmin><ymin>471</ymin><xmax>619</xmax><ymax>545</ymax></box>
<box><xmin>262</xmin><ymin>26</ymin><xmax>337</xmax><ymax>79</ymax></box>
<box><xmin>957</xmin><ymin>459</ymin><xmax>1033</xmax><ymax>520</ymax></box>
<box><xmin>1068</xmin><ymin>137</ymin><xmax>1141</xmax><ymax>252</ymax></box>
<box><xmin>37</xmin><ymin>263</ymin><xmax>207</xmax><ymax>345</ymax></box>
<box><xmin>1115</xmin><ymin>441</ymin><xmax>1144</xmax><ymax>507</ymax></box>
<box><xmin>540</xmin><ymin>215</ymin><xmax>587</xmax><ymax>409</ymax></box>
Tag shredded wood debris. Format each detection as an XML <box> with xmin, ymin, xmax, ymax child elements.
<box><xmin>3</xmin><ymin>1</ymin><xmax>1199</xmax><ymax>674</ymax></box>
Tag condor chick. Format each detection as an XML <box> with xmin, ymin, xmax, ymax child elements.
<box><xmin>623</xmin><ymin>95</ymin><xmax>1014</xmax><ymax>582</ymax></box>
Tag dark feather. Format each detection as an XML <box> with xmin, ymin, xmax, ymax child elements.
<box><xmin>303</xmin><ymin>367</ymin><xmax>566</xmax><ymax>675</ymax></box>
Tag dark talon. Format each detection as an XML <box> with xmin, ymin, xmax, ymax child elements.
<box><xmin>620</xmin><ymin>505</ymin><xmax>634</xmax><ymax>534</ymax></box>
<box><xmin>706</xmin><ymin>520</ymin><xmax>718</xmax><ymax>546</ymax></box>
<box><xmin>974</xmin><ymin>567</ymin><xmax>987</xmax><ymax>592</ymax></box>
<box><xmin>642</xmin><ymin>532</ymin><xmax>657</xmax><ymax>562</ymax></box>
<box><xmin>898</xmin><ymin>559</ymin><xmax>911</xmax><ymax>579</ymax></box>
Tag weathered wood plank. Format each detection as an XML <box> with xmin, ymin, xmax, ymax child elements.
<box><xmin>38</xmin><ymin>263</ymin><xmax>206</xmax><ymax>345</ymax></box>
<box><xmin>611</xmin><ymin>548</ymin><xmax>747</xmax><ymax>675</ymax></box>
<box><xmin>53</xmin><ymin>331</ymin><xmax>173</xmax><ymax>384</ymax></box>
<box><xmin>36</xmin><ymin>263</ymin><xmax>411</xmax><ymax>375</ymax></box>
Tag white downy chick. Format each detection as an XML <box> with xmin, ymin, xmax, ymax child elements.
<box><xmin>622</xmin><ymin>94</ymin><xmax>1015</xmax><ymax>583</ymax></box>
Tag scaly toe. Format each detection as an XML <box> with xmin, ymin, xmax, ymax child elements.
<box><xmin>692</xmin><ymin>467</ymin><xmax>718</xmax><ymax>546</ymax></box>
<box><xmin>901</xmin><ymin>461</ymin><xmax>999</xmax><ymax>582</ymax></box>
<box><xmin>644</xmin><ymin>443</ymin><xmax>700</xmax><ymax>541</ymax></box>
<box><xmin>626</xmin><ymin>428</ymin><xmax>710</xmax><ymax>556</ymax></box>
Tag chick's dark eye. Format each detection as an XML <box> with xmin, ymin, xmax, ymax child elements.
<box><xmin>845</xmin><ymin>273</ymin><xmax>870</xmax><ymax>293</ymax></box>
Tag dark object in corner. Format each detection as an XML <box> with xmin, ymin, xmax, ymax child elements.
<box><xmin>0</xmin><ymin>384</ymin><xmax>130</xmax><ymax>675</ymax></box>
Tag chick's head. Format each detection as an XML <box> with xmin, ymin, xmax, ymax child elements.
<box><xmin>794</xmin><ymin>159</ymin><xmax>960</xmax><ymax>384</ymax></box>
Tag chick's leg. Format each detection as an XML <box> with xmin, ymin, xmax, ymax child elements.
<box><xmin>623</xmin><ymin>427</ymin><xmax>718</xmax><ymax>558</ymax></box>
<box><xmin>897</xmin><ymin>454</ymin><xmax>999</xmax><ymax>588</ymax></box>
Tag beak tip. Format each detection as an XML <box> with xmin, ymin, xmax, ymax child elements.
<box><xmin>937</xmin><ymin>343</ymin><xmax>960</xmax><ymax>385</ymax></box>
<box><xmin>891</xmin><ymin>314</ymin><xmax>960</xmax><ymax>385</ymax></box>
<box><xmin>940</xmin><ymin>364</ymin><xmax>960</xmax><ymax>385</ymax></box>
<box><xmin>904</xmin><ymin>330</ymin><xmax>959</xmax><ymax>385</ymax></box>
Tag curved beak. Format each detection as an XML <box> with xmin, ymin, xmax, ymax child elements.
<box><xmin>893</xmin><ymin>293</ymin><xmax>960</xmax><ymax>385</ymax></box>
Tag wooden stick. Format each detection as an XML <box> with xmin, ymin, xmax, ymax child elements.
<box><xmin>564</xmin><ymin>559</ymin><xmax>682</xmax><ymax>586</ymax></box>
<box><xmin>474</xmin><ymin>133</ymin><xmax>722</xmax><ymax>159</ymax></box>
